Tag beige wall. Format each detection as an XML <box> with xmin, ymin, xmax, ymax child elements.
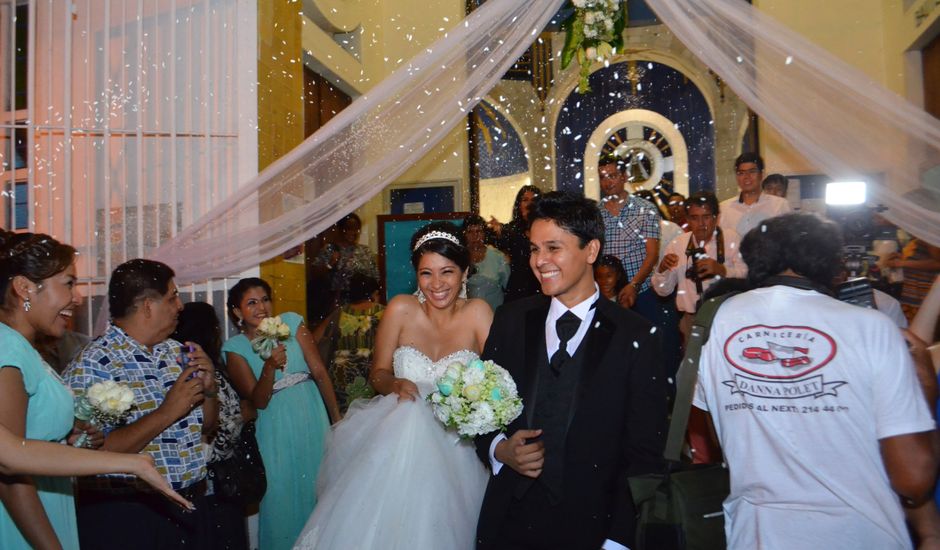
<box><xmin>754</xmin><ymin>0</ymin><xmax>938</xmax><ymax>176</ymax></box>
<box><xmin>259</xmin><ymin>0</ymin><xmax>308</xmax><ymax>317</ymax></box>
<box><xmin>302</xmin><ymin>0</ymin><xmax>468</xmax><ymax>249</ymax></box>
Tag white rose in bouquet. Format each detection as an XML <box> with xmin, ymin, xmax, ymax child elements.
<box><xmin>428</xmin><ymin>358</ymin><xmax>523</xmax><ymax>438</ymax></box>
<box><xmin>86</xmin><ymin>380</ymin><xmax>135</xmax><ymax>415</ymax></box>
<box><xmin>74</xmin><ymin>380</ymin><xmax>136</xmax><ymax>448</ymax></box>
<box><xmin>251</xmin><ymin>315</ymin><xmax>292</xmax><ymax>360</ymax></box>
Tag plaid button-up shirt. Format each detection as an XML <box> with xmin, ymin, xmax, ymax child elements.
<box><xmin>65</xmin><ymin>324</ymin><xmax>206</xmax><ymax>491</ymax></box>
<box><xmin>600</xmin><ymin>194</ymin><xmax>661</xmax><ymax>294</ymax></box>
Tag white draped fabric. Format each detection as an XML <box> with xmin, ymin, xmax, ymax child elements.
<box><xmin>647</xmin><ymin>0</ymin><xmax>940</xmax><ymax>245</ymax></box>
<box><xmin>149</xmin><ymin>0</ymin><xmax>940</xmax><ymax>285</ymax></box>
<box><xmin>151</xmin><ymin>0</ymin><xmax>568</xmax><ymax>283</ymax></box>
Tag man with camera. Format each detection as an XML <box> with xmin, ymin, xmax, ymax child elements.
<box><xmin>652</xmin><ymin>192</ymin><xmax>746</xmax><ymax>344</ymax></box>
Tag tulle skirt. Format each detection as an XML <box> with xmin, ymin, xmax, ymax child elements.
<box><xmin>294</xmin><ymin>394</ymin><xmax>488</xmax><ymax>549</ymax></box>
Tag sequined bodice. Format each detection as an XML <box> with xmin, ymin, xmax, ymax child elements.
<box><xmin>392</xmin><ymin>346</ymin><xmax>479</xmax><ymax>397</ymax></box>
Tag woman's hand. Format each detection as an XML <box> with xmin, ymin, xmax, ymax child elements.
<box><xmin>264</xmin><ymin>345</ymin><xmax>288</xmax><ymax>372</ymax></box>
<box><xmin>67</xmin><ymin>421</ymin><xmax>104</xmax><ymax>450</ymax></box>
<box><xmin>885</xmin><ymin>252</ymin><xmax>903</xmax><ymax>268</ymax></box>
<box><xmin>392</xmin><ymin>379</ymin><xmax>420</xmax><ymax>402</ymax></box>
<box><xmin>129</xmin><ymin>454</ymin><xmax>194</xmax><ymax>511</ymax></box>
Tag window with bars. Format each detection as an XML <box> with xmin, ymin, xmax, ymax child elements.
<box><xmin>1</xmin><ymin>2</ymin><xmax>29</xmax><ymax>230</ymax></box>
<box><xmin>0</xmin><ymin>0</ymin><xmax>256</xmax><ymax>336</ymax></box>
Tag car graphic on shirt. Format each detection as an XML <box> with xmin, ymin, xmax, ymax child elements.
<box><xmin>724</xmin><ymin>325</ymin><xmax>836</xmax><ymax>380</ymax></box>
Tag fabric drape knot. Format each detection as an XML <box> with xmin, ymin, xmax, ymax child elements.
<box><xmin>550</xmin><ymin>311</ymin><xmax>581</xmax><ymax>375</ymax></box>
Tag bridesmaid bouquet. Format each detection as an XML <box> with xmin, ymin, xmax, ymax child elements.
<box><xmin>428</xmin><ymin>358</ymin><xmax>523</xmax><ymax>438</ymax></box>
<box><xmin>251</xmin><ymin>315</ymin><xmax>291</xmax><ymax>359</ymax></box>
<box><xmin>73</xmin><ymin>380</ymin><xmax>136</xmax><ymax>448</ymax></box>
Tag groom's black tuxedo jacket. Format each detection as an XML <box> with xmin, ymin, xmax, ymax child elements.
<box><xmin>475</xmin><ymin>295</ymin><xmax>667</xmax><ymax>550</ymax></box>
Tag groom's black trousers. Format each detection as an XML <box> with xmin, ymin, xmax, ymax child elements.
<box><xmin>493</xmin><ymin>482</ymin><xmax>590</xmax><ymax>550</ymax></box>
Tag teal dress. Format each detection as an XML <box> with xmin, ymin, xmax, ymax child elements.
<box><xmin>0</xmin><ymin>323</ymin><xmax>78</xmax><ymax>549</ymax></box>
<box><xmin>222</xmin><ymin>312</ymin><xmax>330</xmax><ymax>550</ymax></box>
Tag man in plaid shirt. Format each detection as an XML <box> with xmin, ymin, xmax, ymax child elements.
<box><xmin>66</xmin><ymin>259</ymin><xmax>217</xmax><ymax>549</ymax></box>
<box><xmin>598</xmin><ymin>156</ymin><xmax>660</xmax><ymax>321</ymax></box>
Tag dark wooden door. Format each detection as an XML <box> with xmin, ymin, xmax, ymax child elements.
<box><xmin>304</xmin><ymin>68</ymin><xmax>352</xmax><ymax>324</ymax></box>
<box><xmin>924</xmin><ymin>33</ymin><xmax>940</xmax><ymax>119</ymax></box>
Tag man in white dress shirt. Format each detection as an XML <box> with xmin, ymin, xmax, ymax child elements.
<box><xmin>719</xmin><ymin>153</ymin><xmax>790</xmax><ymax>238</ymax></box>
<box><xmin>652</xmin><ymin>192</ymin><xmax>747</xmax><ymax>343</ymax></box>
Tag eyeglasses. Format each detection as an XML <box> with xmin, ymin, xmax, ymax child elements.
<box><xmin>736</xmin><ymin>168</ymin><xmax>760</xmax><ymax>176</ymax></box>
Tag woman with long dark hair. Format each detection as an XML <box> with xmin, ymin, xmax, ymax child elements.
<box><xmin>172</xmin><ymin>302</ymin><xmax>250</xmax><ymax>550</ymax></box>
<box><xmin>488</xmin><ymin>185</ymin><xmax>542</xmax><ymax>302</ymax></box>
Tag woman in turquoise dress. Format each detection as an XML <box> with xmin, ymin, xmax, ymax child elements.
<box><xmin>0</xmin><ymin>232</ymin><xmax>84</xmax><ymax>549</ymax></box>
<box><xmin>223</xmin><ymin>277</ymin><xmax>341</xmax><ymax>550</ymax></box>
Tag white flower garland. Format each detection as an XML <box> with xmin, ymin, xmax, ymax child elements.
<box><xmin>561</xmin><ymin>0</ymin><xmax>628</xmax><ymax>94</ymax></box>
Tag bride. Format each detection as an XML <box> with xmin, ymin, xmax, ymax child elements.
<box><xmin>295</xmin><ymin>222</ymin><xmax>494</xmax><ymax>549</ymax></box>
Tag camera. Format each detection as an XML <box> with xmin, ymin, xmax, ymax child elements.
<box><xmin>685</xmin><ymin>247</ymin><xmax>706</xmax><ymax>282</ymax></box>
<box><xmin>842</xmin><ymin>245</ymin><xmax>879</xmax><ymax>278</ymax></box>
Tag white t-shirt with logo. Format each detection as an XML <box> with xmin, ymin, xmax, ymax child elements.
<box><xmin>693</xmin><ymin>285</ymin><xmax>934</xmax><ymax>550</ymax></box>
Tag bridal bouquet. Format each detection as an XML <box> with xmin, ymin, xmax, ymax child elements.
<box><xmin>428</xmin><ymin>358</ymin><xmax>523</xmax><ymax>438</ymax></box>
<box><xmin>73</xmin><ymin>380</ymin><xmax>136</xmax><ymax>448</ymax></box>
<box><xmin>251</xmin><ymin>315</ymin><xmax>291</xmax><ymax>359</ymax></box>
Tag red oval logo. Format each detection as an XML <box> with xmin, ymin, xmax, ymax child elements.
<box><xmin>723</xmin><ymin>324</ymin><xmax>836</xmax><ymax>380</ymax></box>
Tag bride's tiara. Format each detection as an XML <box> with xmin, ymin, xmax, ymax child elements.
<box><xmin>413</xmin><ymin>230</ymin><xmax>461</xmax><ymax>251</ymax></box>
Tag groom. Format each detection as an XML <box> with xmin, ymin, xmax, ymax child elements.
<box><xmin>475</xmin><ymin>191</ymin><xmax>667</xmax><ymax>550</ymax></box>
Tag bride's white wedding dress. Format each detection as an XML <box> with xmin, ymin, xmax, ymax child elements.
<box><xmin>294</xmin><ymin>346</ymin><xmax>489</xmax><ymax>549</ymax></box>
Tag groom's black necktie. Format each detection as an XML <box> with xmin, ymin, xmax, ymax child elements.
<box><xmin>550</xmin><ymin>311</ymin><xmax>581</xmax><ymax>375</ymax></box>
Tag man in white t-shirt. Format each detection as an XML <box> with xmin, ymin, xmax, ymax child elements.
<box><xmin>719</xmin><ymin>153</ymin><xmax>790</xmax><ymax>238</ymax></box>
<box><xmin>694</xmin><ymin>213</ymin><xmax>938</xmax><ymax>549</ymax></box>
<box><xmin>652</xmin><ymin>192</ymin><xmax>747</xmax><ymax>343</ymax></box>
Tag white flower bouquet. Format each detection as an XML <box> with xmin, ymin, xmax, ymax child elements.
<box><xmin>73</xmin><ymin>380</ymin><xmax>136</xmax><ymax>448</ymax></box>
<box><xmin>428</xmin><ymin>358</ymin><xmax>523</xmax><ymax>439</ymax></box>
<box><xmin>251</xmin><ymin>315</ymin><xmax>291</xmax><ymax>359</ymax></box>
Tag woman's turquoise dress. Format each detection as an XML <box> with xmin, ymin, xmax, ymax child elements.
<box><xmin>222</xmin><ymin>312</ymin><xmax>330</xmax><ymax>550</ymax></box>
<box><xmin>0</xmin><ymin>323</ymin><xmax>79</xmax><ymax>549</ymax></box>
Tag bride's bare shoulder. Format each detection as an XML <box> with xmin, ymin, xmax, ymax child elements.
<box><xmin>460</xmin><ymin>298</ymin><xmax>494</xmax><ymax>323</ymax></box>
<box><xmin>385</xmin><ymin>294</ymin><xmax>422</xmax><ymax>317</ymax></box>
